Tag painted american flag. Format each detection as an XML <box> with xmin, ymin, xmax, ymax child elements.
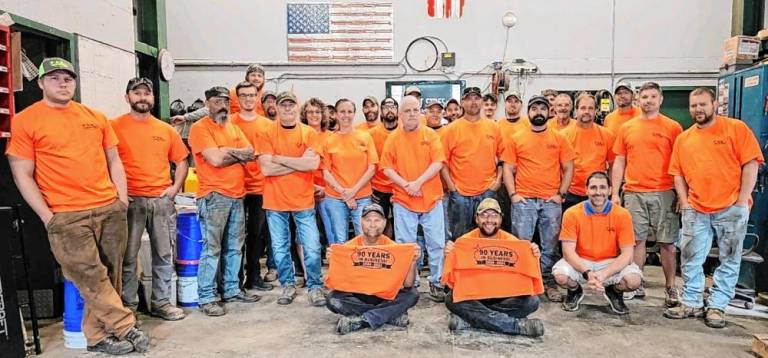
<box><xmin>287</xmin><ymin>2</ymin><xmax>394</xmax><ymax>62</ymax></box>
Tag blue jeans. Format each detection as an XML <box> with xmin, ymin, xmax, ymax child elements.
<box><xmin>446</xmin><ymin>291</ymin><xmax>539</xmax><ymax>335</ymax></box>
<box><xmin>316</xmin><ymin>199</ymin><xmax>335</xmax><ymax>245</ymax></box>
<box><xmin>325</xmin><ymin>197</ymin><xmax>372</xmax><ymax>244</ymax></box>
<box><xmin>267</xmin><ymin>209</ymin><xmax>323</xmax><ymax>289</ymax></box>
<box><xmin>393</xmin><ymin>201</ymin><xmax>445</xmax><ymax>286</ymax></box>
<box><xmin>511</xmin><ymin>198</ymin><xmax>562</xmax><ymax>286</ymax></box>
<box><xmin>196</xmin><ymin>192</ymin><xmax>245</xmax><ymax>305</ymax></box>
<box><xmin>680</xmin><ymin>205</ymin><xmax>749</xmax><ymax>311</ymax></box>
<box><xmin>447</xmin><ymin>190</ymin><xmax>497</xmax><ymax>241</ymax></box>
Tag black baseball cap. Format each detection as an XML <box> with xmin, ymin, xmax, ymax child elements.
<box><xmin>381</xmin><ymin>97</ymin><xmax>398</xmax><ymax>107</ymax></box>
<box><xmin>261</xmin><ymin>90</ymin><xmax>277</xmax><ymax>103</ymax></box>
<box><xmin>204</xmin><ymin>86</ymin><xmax>230</xmax><ymax>100</ymax></box>
<box><xmin>462</xmin><ymin>87</ymin><xmax>482</xmax><ymax>98</ymax></box>
<box><xmin>125</xmin><ymin>77</ymin><xmax>153</xmax><ymax>94</ymax></box>
<box><xmin>446</xmin><ymin>98</ymin><xmax>460</xmax><ymax>107</ymax></box>
<box><xmin>38</xmin><ymin>57</ymin><xmax>77</xmax><ymax>79</ymax></box>
<box><xmin>362</xmin><ymin>203</ymin><xmax>385</xmax><ymax>217</ymax></box>
<box><xmin>528</xmin><ymin>95</ymin><xmax>550</xmax><ymax>109</ymax></box>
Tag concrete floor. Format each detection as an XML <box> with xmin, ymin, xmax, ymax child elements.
<box><xmin>34</xmin><ymin>266</ymin><xmax>766</xmax><ymax>358</ymax></box>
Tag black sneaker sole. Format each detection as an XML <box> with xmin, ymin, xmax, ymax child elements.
<box><xmin>562</xmin><ymin>292</ymin><xmax>584</xmax><ymax>312</ymax></box>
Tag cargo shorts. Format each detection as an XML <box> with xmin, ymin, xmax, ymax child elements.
<box><xmin>623</xmin><ymin>190</ymin><xmax>680</xmax><ymax>244</ymax></box>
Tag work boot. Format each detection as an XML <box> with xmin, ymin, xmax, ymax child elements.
<box><xmin>86</xmin><ymin>335</ymin><xmax>134</xmax><ymax>355</ymax></box>
<box><xmin>150</xmin><ymin>304</ymin><xmax>186</xmax><ymax>321</ymax></box>
<box><xmin>665</xmin><ymin>286</ymin><xmax>680</xmax><ymax>308</ymax></box>
<box><xmin>562</xmin><ymin>285</ymin><xmax>584</xmax><ymax>312</ymax></box>
<box><xmin>244</xmin><ymin>277</ymin><xmax>274</xmax><ymax>291</ymax></box>
<box><xmin>222</xmin><ymin>290</ymin><xmax>262</xmax><ymax>303</ymax></box>
<box><xmin>388</xmin><ymin>313</ymin><xmax>409</xmax><ymax>328</ymax></box>
<box><xmin>663</xmin><ymin>304</ymin><xmax>704</xmax><ymax>319</ymax></box>
<box><xmin>123</xmin><ymin>326</ymin><xmax>151</xmax><ymax>353</ymax></box>
<box><xmin>545</xmin><ymin>286</ymin><xmax>564</xmax><ymax>302</ymax></box>
<box><xmin>308</xmin><ymin>288</ymin><xmax>327</xmax><ymax>307</ymax></box>
<box><xmin>603</xmin><ymin>285</ymin><xmax>629</xmax><ymax>315</ymax></box>
<box><xmin>199</xmin><ymin>302</ymin><xmax>226</xmax><ymax>316</ymax></box>
<box><xmin>429</xmin><ymin>283</ymin><xmax>446</xmax><ymax>302</ymax></box>
<box><xmin>336</xmin><ymin>315</ymin><xmax>367</xmax><ymax>335</ymax></box>
<box><xmin>277</xmin><ymin>285</ymin><xmax>297</xmax><ymax>305</ymax></box>
<box><xmin>705</xmin><ymin>308</ymin><xmax>727</xmax><ymax>328</ymax></box>
<box><xmin>264</xmin><ymin>269</ymin><xmax>278</xmax><ymax>282</ymax></box>
<box><xmin>448</xmin><ymin>314</ymin><xmax>471</xmax><ymax>332</ymax></box>
<box><xmin>514</xmin><ymin>318</ymin><xmax>545</xmax><ymax>337</ymax></box>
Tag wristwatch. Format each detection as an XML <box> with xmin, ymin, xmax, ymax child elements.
<box><xmin>559</xmin><ymin>191</ymin><xmax>568</xmax><ymax>198</ymax></box>
<box><xmin>582</xmin><ymin>270</ymin><xmax>591</xmax><ymax>280</ymax></box>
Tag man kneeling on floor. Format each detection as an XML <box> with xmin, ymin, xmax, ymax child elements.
<box><xmin>442</xmin><ymin>198</ymin><xmax>545</xmax><ymax>337</ymax></box>
<box><xmin>553</xmin><ymin>171</ymin><xmax>642</xmax><ymax>315</ymax></box>
<box><xmin>325</xmin><ymin>203</ymin><xmax>420</xmax><ymax>335</ymax></box>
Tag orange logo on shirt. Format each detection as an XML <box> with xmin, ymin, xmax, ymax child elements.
<box><xmin>473</xmin><ymin>245</ymin><xmax>519</xmax><ymax>267</ymax></box>
<box><xmin>652</xmin><ymin>132</ymin><xmax>664</xmax><ymax>139</ymax></box>
<box><xmin>152</xmin><ymin>136</ymin><xmax>165</xmax><ymax>142</ymax></box>
<box><xmin>351</xmin><ymin>247</ymin><xmax>395</xmax><ymax>269</ymax></box>
<box><xmin>82</xmin><ymin>123</ymin><xmax>99</xmax><ymax>130</ymax></box>
<box><xmin>713</xmin><ymin>139</ymin><xmax>726</xmax><ymax>145</ymax></box>
<box><xmin>594</xmin><ymin>141</ymin><xmax>604</xmax><ymax>146</ymax></box>
<box><xmin>420</xmin><ymin>140</ymin><xmax>430</xmax><ymax>146</ymax></box>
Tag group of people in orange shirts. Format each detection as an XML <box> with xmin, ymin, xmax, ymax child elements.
<box><xmin>5</xmin><ymin>59</ymin><xmax>764</xmax><ymax>353</ymax></box>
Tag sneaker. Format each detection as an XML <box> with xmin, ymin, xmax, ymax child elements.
<box><xmin>429</xmin><ymin>283</ymin><xmax>446</xmax><ymax>302</ymax></box>
<box><xmin>603</xmin><ymin>285</ymin><xmax>629</xmax><ymax>315</ymax></box>
<box><xmin>244</xmin><ymin>277</ymin><xmax>274</xmax><ymax>291</ymax></box>
<box><xmin>704</xmin><ymin>308</ymin><xmax>727</xmax><ymax>328</ymax></box>
<box><xmin>545</xmin><ymin>286</ymin><xmax>564</xmax><ymax>302</ymax></box>
<box><xmin>515</xmin><ymin>318</ymin><xmax>545</xmax><ymax>337</ymax></box>
<box><xmin>123</xmin><ymin>326</ymin><xmax>150</xmax><ymax>353</ymax></box>
<box><xmin>336</xmin><ymin>315</ymin><xmax>367</xmax><ymax>335</ymax></box>
<box><xmin>623</xmin><ymin>290</ymin><xmax>636</xmax><ymax>300</ymax></box>
<box><xmin>150</xmin><ymin>304</ymin><xmax>186</xmax><ymax>321</ymax></box>
<box><xmin>388</xmin><ymin>313</ymin><xmax>409</xmax><ymax>328</ymax></box>
<box><xmin>448</xmin><ymin>314</ymin><xmax>471</xmax><ymax>332</ymax></box>
<box><xmin>663</xmin><ymin>304</ymin><xmax>704</xmax><ymax>319</ymax></box>
<box><xmin>264</xmin><ymin>269</ymin><xmax>278</xmax><ymax>282</ymax></box>
<box><xmin>665</xmin><ymin>286</ymin><xmax>680</xmax><ymax>308</ymax></box>
<box><xmin>635</xmin><ymin>284</ymin><xmax>646</xmax><ymax>298</ymax></box>
<box><xmin>308</xmin><ymin>288</ymin><xmax>327</xmax><ymax>307</ymax></box>
<box><xmin>222</xmin><ymin>290</ymin><xmax>262</xmax><ymax>303</ymax></box>
<box><xmin>199</xmin><ymin>302</ymin><xmax>226</xmax><ymax>316</ymax></box>
<box><xmin>277</xmin><ymin>285</ymin><xmax>297</xmax><ymax>305</ymax></box>
<box><xmin>562</xmin><ymin>285</ymin><xmax>584</xmax><ymax>312</ymax></box>
<box><xmin>86</xmin><ymin>335</ymin><xmax>134</xmax><ymax>355</ymax></box>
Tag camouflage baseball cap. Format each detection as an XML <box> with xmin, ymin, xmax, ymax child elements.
<box><xmin>276</xmin><ymin>91</ymin><xmax>297</xmax><ymax>105</ymax></box>
<box><xmin>476</xmin><ymin>198</ymin><xmax>502</xmax><ymax>215</ymax></box>
<box><xmin>38</xmin><ymin>57</ymin><xmax>77</xmax><ymax>79</ymax></box>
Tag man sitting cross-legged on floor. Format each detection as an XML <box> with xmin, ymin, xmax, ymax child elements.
<box><xmin>325</xmin><ymin>203</ymin><xmax>421</xmax><ymax>335</ymax></box>
<box><xmin>443</xmin><ymin>198</ymin><xmax>545</xmax><ymax>337</ymax></box>
<box><xmin>553</xmin><ymin>171</ymin><xmax>642</xmax><ymax>315</ymax></box>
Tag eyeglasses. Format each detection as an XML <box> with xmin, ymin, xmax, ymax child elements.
<box><xmin>478</xmin><ymin>211</ymin><xmax>501</xmax><ymax>219</ymax></box>
<box><xmin>238</xmin><ymin>93</ymin><xmax>257</xmax><ymax>98</ymax></box>
<box><xmin>279</xmin><ymin>102</ymin><xmax>296</xmax><ymax>109</ymax></box>
<box><xmin>381</xmin><ymin>105</ymin><xmax>397</xmax><ymax>110</ymax></box>
<box><xmin>305</xmin><ymin>110</ymin><xmax>322</xmax><ymax>115</ymax></box>
<box><xmin>209</xmin><ymin>98</ymin><xmax>230</xmax><ymax>106</ymax></box>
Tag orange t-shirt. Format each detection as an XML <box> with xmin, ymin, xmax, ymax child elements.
<box><xmin>669</xmin><ymin>116</ymin><xmax>764</xmax><ymax>213</ymax></box>
<box><xmin>368</xmin><ymin>123</ymin><xmax>396</xmax><ymax>193</ymax></box>
<box><xmin>604</xmin><ymin>106</ymin><xmax>640</xmax><ymax>134</ymax></box>
<box><xmin>258</xmin><ymin>121</ymin><xmax>320</xmax><ymax>211</ymax></box>
<box><xmin>111</xmin><ymin>114</ymin><xmax>189</xmax><ymax>197</ymax></box>
<box><xmin>501</xmin><ymin>127</ymin><xmax>575</xmax><ymax>199</ymax></box>
<box><xmin>440</xmin><ymin>118</ymin><xmax>503</xmax><ymax>196</ymax></box>
<box><xmin>355</xmin><ymin>120</ymin><xmax>380</xmax><ymax>131</ymax></box>
<box><xmin>561</xmin><ymin>124</ymin><xmax>616</xmax><ymax>196</ymax></box>
<box><xmin>188</xmin><ymin>117</ymin><xmax>249</xmax><ymax>199</ymax></box>
<box><xmin>325</xmin><ymin>236</ymin><xmax>416</xmax><ymax>300</ymax></box>
<box><xmin>442</xmin><ymin>230</ymin><xmax>544</xmax><ymax>302</ymax></box>
<box><xmin>612</xmin><ymin>114</ymin><xmax>682</xmax><ymax>192</ymax></box>
<box><xmin>560</xmin><ymin>202</ymin><xmax>635</xmax><ymax>261</ymax></box>
<box><xmin>379</xmin><ymin>125</ymin><xmax>446</xmax><ymax>212</ymax></box>
<box><xmin>231</xmin><ymin>113</ymin><xmax>271</xmax><ymax>194</ymax></box>
<box><xmin>228</xmin><ymin>87</ymin><xmax>265</xmax><ymax>116</ymax></box>
<box><xmin>548</xmin><ymin>117</ymin><xmax>575</xmax><ymax>131</ymax></box>
<box><xmin>498</xmin><ymin>117</ymin><xmax>530</xmax><ymax>140</ymax></box>
<box><xmin>6</xmin><ymin>101</ymin><xmax>119</xmax><ymax>213</ymax></box>
<box><xmin>322</xmin><ymin>129</ymin><xmax>379</xmax><ymax>199</ymax></box>
<box><xmin>312</xmin><ymin>130</ymin><xmax>332</xmax><ymax>188</ymax></box>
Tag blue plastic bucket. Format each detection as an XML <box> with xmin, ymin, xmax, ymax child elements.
<box><xmin>63</xmin><ymin>279</ymin><xmax>86</xmax><ymax>349</ymax></box>
<box><xmin>176</xmin><ymin>212</ymin><xmax>203</xmax><ymax>277</ymax></box>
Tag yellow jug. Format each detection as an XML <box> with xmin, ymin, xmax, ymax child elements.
<box><xmin>184</xmin><ymin>168</ymin><xmax>198</xmax><ymax>194</ymax></box>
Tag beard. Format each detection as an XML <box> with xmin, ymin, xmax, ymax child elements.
<box><xmin>130</xmin><ymin>101</ymin><xmax>153</xmax><ymax>113</ymax></box>
<box><xmin>479</xmin><ymin>225</ymin><xmax>499</xmax><ymax>237</ymax></box>
<box><xmin>213</xmin><ymin>109</ymin><xmax>228</xmax><ymax>122</ymax></box>
<box><xmin>365</xmin><ymin>111</ymin><xmax>379</xmax><ymax>122</ymax></box>
<box><xmin>267</xmin><ymin>107</ymin><xmax>277</xmax><ymax>117</ymax></box>
<box><xmin>530</xmin><ymin>114</ymin><xmax>547</xmax><ymax>126</ymax></box>
<box><xmin>382</xmin><ymin>113</ymin><xmax>397</xmax><ymax>123</ymax></box>
<box><xmin>694</xmin><ymin>112</ymin><xmax>715</xmax><ymax>126</ymax></box>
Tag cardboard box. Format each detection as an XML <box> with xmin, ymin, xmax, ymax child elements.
<box><xmin>722</xmin><ymin>36</ymin><xmax>760</xmax><ymax>66</ymax></box>
<box><xmin>754</xmin><ymin>334</ymin><xmax>768</xmax><ymax>358</ymax></box>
